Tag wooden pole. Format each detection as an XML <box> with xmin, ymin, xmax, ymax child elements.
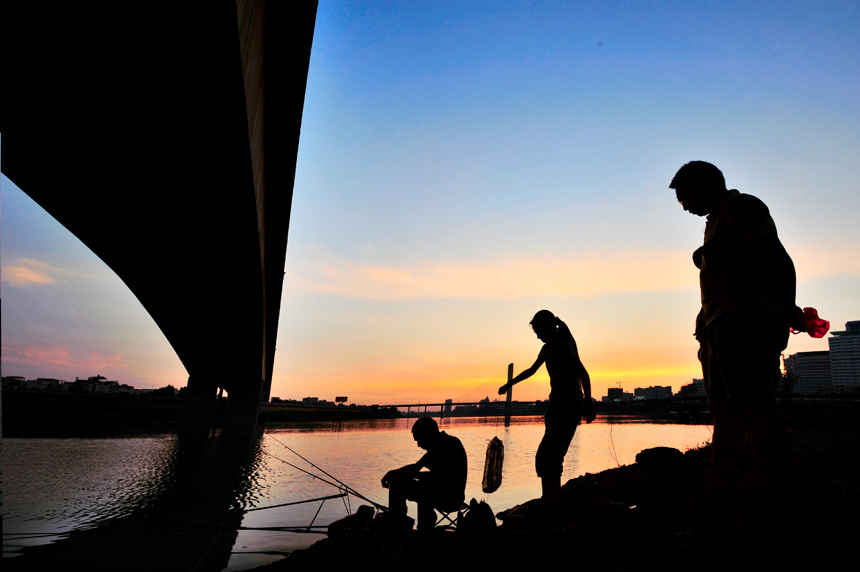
<box><xmin>504</xmin><ymin>363</ymin><xmax>513</xmax><ymax>427</ymax></box>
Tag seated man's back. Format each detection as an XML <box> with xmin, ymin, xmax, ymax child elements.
<box><xmin>381</xmin><ymin>417</ymin><xmax>468</xmax><ymax>530</ymax></box>
<box><xmin>416</xmin><ymin>428</ymin><xmax>467</xmax><ymax>510</ymax></box>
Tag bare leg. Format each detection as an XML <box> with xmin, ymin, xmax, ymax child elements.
<box><xmin>541</xmin><ymin>476</ymin><xmax>561</xmax><ymax>500</ymax></box>
<box><xmin>416</xmin><ymin>501</ymin><xmax>437</xmax><ymax>531</ymax></box>
<box><xmin>388</xmin><ymin>479</ymin><xmax>410</xmax><ymax>517</ymax></box>
<box><xmin>389</xmin><ymin>476</ymin><xmax>439</xmax><ymax>530</ymax></box>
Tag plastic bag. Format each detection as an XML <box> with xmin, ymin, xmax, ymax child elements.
<box><xmin>790</xmin><ymin>306</ymin><xmax>830</xmax><ymax>338</ymax></box>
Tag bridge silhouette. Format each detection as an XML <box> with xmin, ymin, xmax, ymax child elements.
<box><xmin>373</xmin><ymin>399</ymin><xmax>546</xmax><ymax>423</ymax></box>
<box><xmin>3</xmin><ymin>3</ymin><xmax>318</xmax><ymax>438</ymax></box>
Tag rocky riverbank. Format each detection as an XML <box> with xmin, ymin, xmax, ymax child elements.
<box><xmin>261</xmin><ymin>410</ymin><xmax>859</xmax><ymax>572</ymax></box>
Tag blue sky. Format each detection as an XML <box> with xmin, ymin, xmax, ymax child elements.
<box><xmin>3</xmin><ymin>1</ymin><xmax>859</xmax><ymax>402</ymax></box>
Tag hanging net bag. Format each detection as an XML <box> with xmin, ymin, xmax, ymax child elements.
<box><xmin>482</xmin><ymin>436</ymin><xmax>505</xmax><ymax>494</ymax></box>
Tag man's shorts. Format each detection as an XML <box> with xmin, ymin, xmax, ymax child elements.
<box><xmin>399</xmin><ymin>476</ymin><xmax>464</xmax><ymax>513</ymax></box>
<box><xmin>706</xmin><ymin>312</ymin><xmax>789</xmax><ymax>407</ymax></box>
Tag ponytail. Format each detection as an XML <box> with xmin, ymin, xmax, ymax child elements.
<box><xmin>556</xmin><ymin>317</ymin><xmax>575</xmax><ymax>344</ymax></box>
<box><xmin>532</xmin><ymin>311</ymin><xmax>577</xmax><ymax>347</ymax></box>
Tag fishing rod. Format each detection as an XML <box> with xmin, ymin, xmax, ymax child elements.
<box><xmin>265</xmin><ymin>433</ymin><xmax>387</xmax><ymax>512</ymax></box>
<box><xmin>259</xmin><ymin>449</ymin><xmax>356</xmax><ymax>514</ymax></box>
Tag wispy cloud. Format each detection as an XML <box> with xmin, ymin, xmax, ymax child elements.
<box><xmin>1</xmin><ymin>343</ymin><xmax>129</xmax><ymax>378</ymax></box>
<box><xmin>288</xmin><ymin>242</ymin><xmax>860</xmax><ymax>302</ymax></box>
<box><xmin>2</xmin><ymin>258</ymin><xmax>58</xmax><ymax>287</ymax></box>
<box><xmin>289</xmin><ymin>249</ymin><xmax>699</xmax><ymax>300</ymax></box>
<box><xmin>1</xmin><ymin>256</ymin><xmax>116</xmax><ymax>289</ymax></box>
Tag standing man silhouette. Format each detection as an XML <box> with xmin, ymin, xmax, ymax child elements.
<box><xmin>671</xmin><ymin>161</ymin><xmax>795</xmax><ymax>503</ymax></box>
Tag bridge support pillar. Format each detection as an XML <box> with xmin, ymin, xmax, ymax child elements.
<box><xmin>179</xmin><ymin>375</ymin><xmax>218</xmax><ymax>439</ymax></box>
<box><xmin>222</xmin><ymin>378</ymin><xmax>264</xmax><ymax>439</ymax></box>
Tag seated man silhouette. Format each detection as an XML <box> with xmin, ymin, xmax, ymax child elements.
<box><xmin>381</xmin><ymin>417</ymin><xmax>467</xmax><ymax>531</ymax></box>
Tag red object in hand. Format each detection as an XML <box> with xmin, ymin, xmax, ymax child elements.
<box><xmin>790</xmin><ymin>307</ymin><xmax>830</xmax><ymax>338</ymax></box>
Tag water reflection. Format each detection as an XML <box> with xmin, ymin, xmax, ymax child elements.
<box><xmin>264</xmin><ymin>418</ymin><xmax>403</xmax><ymax>434</ymax></box>
<box><xmin>4</xmin><ymin>435</ymin><xmax>267</xmax><ymax>572</ymax></box>
<box><xmin>228</xmin><ymin>417</ymin><xmax>712</xmax><ymax>570</ymax></box>
<box><xmin>4</xmin><ymin>436</ymin><xmax>180</xmax><ymax>540</ymax></box>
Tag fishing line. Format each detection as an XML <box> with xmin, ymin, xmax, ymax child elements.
<box><xmin>3</xmin><ymin>456</ymin><xmax>370</xmax><ymax>546</ymax></box>
<box><xmin>264</xmin><ymin>434</ymin><xmax>387</xmax><ymax>512</ymax></box>
<box><xmin>259</xmin><ymin>449</ymin><xmax>355</xmax><ymax>514</ymax></box>
<box><xmin>6</xmin><ymin>445</ymin><xmax>379</xmax><ymax>545</ymax></box>
<box><xmin>152</xmin><ymin>493</ymin><xmax>349</xmax><ymax>526</ymax></box>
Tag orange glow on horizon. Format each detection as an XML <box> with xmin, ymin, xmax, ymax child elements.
<box><xmin>271</xmin><ymin>357</ymin><xmax>705</xmax><ymax>406</ymax></box>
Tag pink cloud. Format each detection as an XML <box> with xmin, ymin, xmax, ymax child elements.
<box><xmin>2</xmin><ymin>343</ymin><xmax>129</xmax><ymax>378</ymax></box>
<box><xmin>2</xmin><ymin>259</ymin><xmax>57</xmax><ymax>287</ymax></box>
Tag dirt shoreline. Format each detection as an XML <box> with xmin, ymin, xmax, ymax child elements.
<box><xmin>262</xmin><ymin>406</ymin><xmax>859</xmax><ymax>572</ymax></box>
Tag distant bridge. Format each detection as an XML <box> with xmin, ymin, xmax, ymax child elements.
<box><xmin>383</xmin><ymin>400</ymin><xmax>544</xmax><ymax>420</ymax></box>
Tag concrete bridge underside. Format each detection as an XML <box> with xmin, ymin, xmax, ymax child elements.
<box><xmin>2</xmin><ymin>2</ymin><xmax>319</xmax><ymax>437</ymax></box>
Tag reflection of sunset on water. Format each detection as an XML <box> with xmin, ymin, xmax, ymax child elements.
<box><xmin>4</xmin><ymin>418</ymin><xmax>712</xmax><ymax>569</ymax></box>
<box><xmin>233</xmin><ymin>417</ymin><xmax>712</xmax><ymax>568</ymax></box>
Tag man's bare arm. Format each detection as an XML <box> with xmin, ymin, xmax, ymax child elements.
<box><xmin>381</xmin><ymin>463</ymin><xmax>422</xmax><ymax>488</ymax></box>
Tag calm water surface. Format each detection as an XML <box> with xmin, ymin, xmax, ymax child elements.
<box><xmin>4</xmin><ymin>416</ymin><xmax>712</xmax><ymax>570</ymax></box>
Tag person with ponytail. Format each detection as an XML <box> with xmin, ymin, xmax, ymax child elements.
<box><xmin>498</xmin><ymin>310</ymin><xmax>596</xmax><ymax>500</ymax></box>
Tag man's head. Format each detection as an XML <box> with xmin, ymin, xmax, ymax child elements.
<box><xmin>411</xmin><ymin>417</ymin><xmax>440</xmax><ymax>450</ymax></box>
<box><xmin>670</xmin><ymin>161</ymin><xmax>727</xmax><ymax>216</ymax></box>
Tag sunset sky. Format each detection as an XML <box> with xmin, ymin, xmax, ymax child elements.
<box><xmin>3</xmin><ymin>1</ymin><xmax>859</xmax><ymax>404</ymax></box>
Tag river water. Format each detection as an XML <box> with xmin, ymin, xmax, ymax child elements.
<box><xmin>3</xmin><ymin>416</ymin><xmax>712</xmax><ymax>570</ymax></box>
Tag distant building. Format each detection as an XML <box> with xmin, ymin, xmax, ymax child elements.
<box><xmin>2</xmin><ymin>376</ymin><xmax>27</xmax><ymax>388</ymax></box>
<box><xmin>444</xmin><ymin>399</ymin><xmax>452</xmax><ymax>413</ymax></box>
<box><xmin>30</xmin><ymin>378</ymin><xmax>64</xmax><ymax>391</ymax></box>
<box><xmin>829</xmin><ymin>321</ymin><xmax>860</xmax><ymax>392</ymax></box>
<box><xmin>603</xmin><ymin>387</ymin><xmax>634</xmax><ymax>402</ymax></box>
<box><xmin>302</xmin><ymin>397</ymin><xmax>319</xmax><ymax>405</ymax></box>
<box><xmin>453</xmin><ymin>403</ymin><xmax>478</xmax><ymax>413</ymax></box>
<box><xmin>68</xmin><ymin>375</ymin><xmax>135</xmax><ymax>394</ymax></box>
<box><xmin>3</xmin><ymin>375</ymin><xmax>142</xmax><ymax>395</ymax></box>
<box><xmin>634</xmin><ymin>386</ymin><xmax>673</xmax><ymax>400</ymax></box>
<box><xmin>676</xmin><ymin>378</ymin><xmax>706</xmax><ymax>398</ymax></box>
<box><xmin>784</xmin><ymin>351</ymin><xmax>832</xmax><ymax>395</ymax></box>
